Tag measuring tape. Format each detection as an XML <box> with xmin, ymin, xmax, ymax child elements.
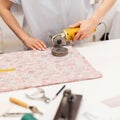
<box><xmin>0</xmin><ymin>68</ymin><xmax>15</xmax><ymax>72</ymax></box>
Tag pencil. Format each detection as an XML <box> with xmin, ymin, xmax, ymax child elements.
<box><xmin>52</xmin><ymin>85</ymin><xmax>66</xmax><ymax>100</ymax></box>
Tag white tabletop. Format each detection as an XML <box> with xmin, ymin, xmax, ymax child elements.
<box><xmin>0</xmin><ymin>39</ymin><xmax>120</xmax><ymax>120</ymax></box>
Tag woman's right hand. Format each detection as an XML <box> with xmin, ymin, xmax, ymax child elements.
<box><xmin>23</xmin><ymin>37</ymin><xmax>46</xmax><ymax>50</ymax></box>
<box><xmin>0</xmin><ymin>0</ymin><xmax>46</xmax><ymax>51</ymax></box>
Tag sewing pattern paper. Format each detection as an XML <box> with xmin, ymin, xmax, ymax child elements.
<box><xmin>0</xmin><ymin>47</ymin><xmax>102</xmax><ymax>92</ymax></box>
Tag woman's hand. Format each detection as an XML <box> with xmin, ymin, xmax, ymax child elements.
<box><xmin>23</xmin><ymin>37</ymin><xmax>46</xmax><ymax>50</ymax></box>
<box><xmin>70</xmin><ymin>18</ymin><xmax>98</xmax><ymax>40</ymax></box>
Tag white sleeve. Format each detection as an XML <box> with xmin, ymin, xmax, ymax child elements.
<box><xmin>9</xmin><ymin>0</ymin><xmax>21</xmax><ymax>4</ymax></box>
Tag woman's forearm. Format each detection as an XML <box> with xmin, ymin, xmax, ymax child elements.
<box><xmin>0</xmin><ymin>0</ymin><xmax>46</xmax><ymax>50</ymax></box>
<box><xmin>0</xmin><ymin>1</ymin><xmax>30</xmax><ymax>42</ymax></box>
<box><xmin>90</xmin><ymin>0</ymin><xmax>117</xmax><ymax>24</ymax></box>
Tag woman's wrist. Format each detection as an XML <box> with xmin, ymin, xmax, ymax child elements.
<box><xmin>19</xmin><ymin>32</ymin><xmax>31</xmax><ymax>44</ymax></box>
<box><xmin>89</xmin><ymin>15</ymin><xmax>101</xmax><ymax>27</ymax></box>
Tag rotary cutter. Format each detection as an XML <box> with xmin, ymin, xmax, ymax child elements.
<box><xmin>50</xmin><ymin>27</ymin><xmax>80</xmax><ymax>57</ymax></box>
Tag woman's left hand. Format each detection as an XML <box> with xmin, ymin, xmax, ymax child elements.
<box><xmin>70</xmin><ymin>18</ymin><xmax>98</xmax><ymax>40</ymax></box>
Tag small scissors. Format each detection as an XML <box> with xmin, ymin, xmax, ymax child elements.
<box><xmin>26</xmin><ymin>88</ymin><xmax>50</xmax><ymax>103</ymax></box>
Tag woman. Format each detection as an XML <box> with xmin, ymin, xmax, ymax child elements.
<box><xmin>0</xmin><ymin>0</ymin><xmax>117</xmax><ymax>50</ymax></box>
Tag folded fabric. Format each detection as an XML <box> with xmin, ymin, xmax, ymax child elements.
<box><xmin>0</xmin><ymin>47</ymin><xmax>102</xmax><ymax>92</ymax></box>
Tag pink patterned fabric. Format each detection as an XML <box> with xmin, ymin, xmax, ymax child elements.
<box><xmin>0</xmin><ymin>47</ymin><xmax>102</xmax><ymax>92</ymax></box>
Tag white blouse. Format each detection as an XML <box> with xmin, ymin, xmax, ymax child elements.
<box><xmin>10</xmin><ymin>0</ymin><xmax>101</xmax><ymax>46</ymax></box>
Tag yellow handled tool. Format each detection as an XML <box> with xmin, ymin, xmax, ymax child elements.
<box><xmin>9</xmin><ymin>97</ymin><xmax>43</xmax><ymax>115</ymax></box>
<box><xmin>64</xmin><ymin>27</ymin><xmax>80</xmax><ymax>41</ymax></box>
<box><xmin>64</xmin><ymin>27</ymin><xmax>96</xmax><ymax>41</ymax></box>
<box><xmin>10</xmin><ymin>97</ymin><xmax>28</xmax><ymax>108</ymax></box>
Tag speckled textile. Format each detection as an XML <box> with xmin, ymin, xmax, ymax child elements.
<box><xmin>0</xmin><ymin>47</ymin><xmax>102</xmax><ymax>92</ymax></box>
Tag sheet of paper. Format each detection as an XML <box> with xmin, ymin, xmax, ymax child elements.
<box><xmin>102</xmin><ymin>95</ymin><xmax>120</xmax><ymax>107</ymax></box>
<box><xmin>77</xmin><ymin>97</ymin><xmax>112</xmax><ymax>120</ymax></box>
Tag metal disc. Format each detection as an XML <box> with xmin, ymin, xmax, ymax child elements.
<box><xmin>51</xmin><ymin>47</ymin><xmax>68</xmax><ymax>57</ymax></box>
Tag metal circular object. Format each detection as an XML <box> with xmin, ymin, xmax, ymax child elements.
<box><xmin>51</xmin><ymin>47</ymin><xmax>68</xmax><ymax>57</ymax></box>
<box><xmin>26</xmin><ymin>88</ymin><xmax>51</xmax><ymax>103</ymax></box>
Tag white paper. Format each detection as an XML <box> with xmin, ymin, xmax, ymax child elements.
<box><xmin>102</xmin><ymin>96</ymin><xmax>120</xmax><ymax>107</ymax></box>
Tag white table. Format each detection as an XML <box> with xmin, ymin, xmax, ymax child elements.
<box><xmin>0</xmin><ymin>39</ymin><xmax>120</xmax><ymax>120</ymax></box>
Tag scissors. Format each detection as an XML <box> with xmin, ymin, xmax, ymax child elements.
<box><xmin>26</xmin><ymin>88</ymin><xmax>51</xmax><ymax>103</ymax></box>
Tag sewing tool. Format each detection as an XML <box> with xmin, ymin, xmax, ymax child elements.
<box><xmin>51</xmin><ymin>27</ymin><xmax>80</xmax><ymax>45</ymax></box>
<box><xmin>50</xmin><ymin>28</ymin><xmax>77</xmax><ymax>57</ymax></box>
<box><xmin>54</xmin><ymin>89</ymin><xmax>83</xmax><ymax>120</ymax></box>
<box><xmin>3</xmin><ymin>113</ymin><xmax>32</xmax><ymax>117</ymax></box>
<box><xmin>26</xmin><ymin>88</ymin><xmax>50</xmax><ymax>103</ymax></box>
<box><xmin>0</xmin><ymin>68</ymin><xmax>15</xmax><ymax>72</ymax></box>
<box><xmin>51</xmin><ymin>36</ymin><xmax>68</xmax><ymax>57</ymax></box>
<box><xmin>50</xmin><ymin>27</ymin><xmax>82</xmax><ymax>57</ymax></box>
<box><xmin>51</xmin><ymin>27</ymin><xmax>96</xmax><ymax>57</ymax></box>
<box><xmin>9</xmin><ymin>97</ymin><xmax>43</xmax><ymax>115</ymax></box>
<box><xmin>51</xmin><ymin>28</ymin><xmax>80</xmax><ymax>57</ymax></box>
<box><xmin>52</xmin><ymin>85</ymin><xmax>66</xmax><ymax>100</ymax></box>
